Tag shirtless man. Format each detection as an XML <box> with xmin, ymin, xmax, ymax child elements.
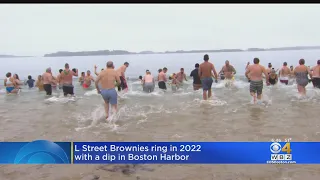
<box><xmin>175</xmin><ymin>68</ymin><xmax>187</xmax><ymax>86</ymax></box>
<box><xmin>116</xmin><ymin>62</ymin><xmax>129</xmax><ymax>92</ymax></box>
<box><xmin>60</xmin><ymin>63</ymin><xmax>78</xmax><ymax>97</ymax></box>
<box><xmin>266</xmin><ymin>63</ymin><xmax>272</xmax><ymax>75</ymax></box>
<box><xmin>220</xmin><ymin>60</ymin><xmax>236</xmax><ymax>80</ymax></box>
<box><xmin>245</xmin><ymin>58</ymin><xmax>269</xmax><ymax>103</ymax></box>
<box><xmin>311</xmin><ymin>60</ymin><xmax>320</xmax><ymax>88</ymax></box>
<box><xmin>278</xmin><ymin>62</ymin><xmax>291</xmax><ymax>85</ymax></box>
<box><xmin>82</xmin><ymin>70</ymin><xmax>95</xmax><ymax>89</ymax></box>
<box><xmin>158</xmin><ymin>67</ymin><xmax>168</xmax><ymax>90</ymax></box>
<box><xmin>42</xmin><ymin>68</ymin><xmax>55</xmax><ymax>96</ymax></box>
<box><xmin>95</xmin><ymin>61</ymin><xmax>120</xmax><ymax>121</ymax></box>
<box><xmin>198</xmin><ymin>54</ymin><xmax>218</xmax><ymax>100</ymax></box>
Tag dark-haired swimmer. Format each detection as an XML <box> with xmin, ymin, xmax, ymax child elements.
<box><xmin>4</xmin><ymin>72</ymin><xmax>18</xmax><ymax>94</ymax></box>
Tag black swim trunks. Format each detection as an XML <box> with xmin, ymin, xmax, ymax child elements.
<box><xmin>158</xmin><ymin>81</ymin><xmax>167</xmax><ymax>90</ymax></box>
<box><xmin>62</xmin><ymin>85</ymin><xmax>74</xmax><ymax>96</ymax></box>
<box><xmin>312</xmin><ymin>77</ymin><xmax>320</xmax><ymax>89</ymax></box>
<box><xmin>117</xmin><ymin>76</ymin><xmax>128</xmax><ymax>92</ymax></box>
<box><xmin>43</xmin><ymin>84</ymin><xmax>52</xmax><ymax>95</ymax></box>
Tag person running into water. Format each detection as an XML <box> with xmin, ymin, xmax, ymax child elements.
<box><xmin>245</xmin><ymin>58</ymin><xmax>269</xmax><ymax>103</ymax></box>
<box><xmin>266</xmin><ymin>63</ymin><xmax>272</xmax><ymax>75</ymax></box>
<box><xmin>171</xmin><ymin>73</ymin><xmax>178</xmax><ymax>92</ymax></box>
<box><xmin>142</xmin><ymin>70</ymin><xmax>155</xmax><ymax>93</ymax></box>
<box><xmin>278</xmin><ymin>62</ymin><xmax>291</xmax><ymax>85</ymax></box>
<box><xmin>79</xmin><ymin>72</ymin><xmax>85</xmax><ymax>85</ymax></box>
<box><xmin>36</xmin><ymin>75</ymin><xmax>44</xmax><ymax>92</ymax></box>
<box><xmin>60</xmin><ymin>63</ymin><xmax>78</xmax><ymax>97</ymax></box>
<box><xmin>4</xmin><ymin>72</ymin><xmax>18</xmax><ymax>94</ymax></box>
<box><xmin>94</xmin><ymin>65</ymin><xmax>104</xmax><ymax>76</ymax></box>
<box><xmin>269</xmin><ymin>68</ymin><xmax>278</xmax><ymax>85</ymax></box>
<box><xmin>175</xmin><ymin>68</ymin><xmax>187</xmax><ymax>87</ymax></box>
<box><xmin>219</xmin><ymin>60</ymin><xmax>236</xmax><ymax>86</ymax></box>
<box><xmin>158</xmin><ymin>67</ymin><xmax>168</xmax><ymax>90</ymax></box>
<box><xmin>199</xmin><ymin>54</ymin><xmax>218</xmax><ymax>100</ymax></box>
<box><xmin>311</xmin><ymin>60</ymin><xmax>320</xmax><ymax>88</ymax></box>
<box><xmin>116</xmin><ymin>62</ymin><xmax>129</xmax><ymax>92</ymax></box>
<box><xmin>190</xmin><ymin>63</ymin><xmax>202</xmax><ymax>90</ymax></box>
<box><xmin>13</xmin><ymin>74</ymin><xmax>23</xmax><ymax>89</ymax></box>
<box><xmin>245</xmin><ymin>62</ymin><xmax>251</xmax><ymax>82</ymax></box>
<box><xmin>82</xmin><ymin>70</ymin><xmax>95</xmax><ymax>89</ymax></box>
<box><xmin>25</xmin><ymin>75</ymin><xmax>35</xmax><ymax>88</ymax></box>
<box><xmin>293</xmin><ymin>59</ymin><xmax>312</xmax><ymax>96</ymax></box>
<box><xmin>42</xmin><ymin>68</ymin><xmax>55</xmax><ymax>96</ymax></box>
<box><xmin>95</xmin><ymin>61</ymin><xmax>120</xmax><ymax>121</ymax></box>
<box><xmin>56</xmin><ymin>69</ymin><xmax>63</xmax><ymax>89</ymax></box>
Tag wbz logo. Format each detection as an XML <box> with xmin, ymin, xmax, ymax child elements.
<box><xmin>270</xmin><ymin>142</ymin><xmax>292</xmax><ymax>160</ymax></box>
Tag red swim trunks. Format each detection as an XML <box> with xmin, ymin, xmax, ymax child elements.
<box><xmin>82</xmin><ymin>83</ymin><xmax>89</xmax><ymax>89</ymax></box>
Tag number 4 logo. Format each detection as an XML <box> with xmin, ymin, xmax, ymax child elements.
<box><xmin>282</xmin><ymin>142</ymin><xmax>292</xmax><ymax>154</ymax></box>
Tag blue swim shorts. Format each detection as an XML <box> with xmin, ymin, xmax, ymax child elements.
<box><xmin>6</xmin><ymin>87</ymin><xmax>14</xmax><ymax>93</ymax></box>
<box><xmin>201</xmin><ymin>77</ymin><xmax>213</xmax><ymax>91</ymax></box>
<box><xmin>100</xmin><ymin>88</ymin><xmax>118</xmax><ymax>105</ymax></box>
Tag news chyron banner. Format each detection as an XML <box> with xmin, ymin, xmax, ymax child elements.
<box><xmin>1</xmin><ymin>140</ymin><xmax>320</xmax><ymax>164</ymax></box>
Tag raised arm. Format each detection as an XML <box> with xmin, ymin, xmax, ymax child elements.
<box><xmin>94</xmin><ymin>65</ymin><xmax>99</xmax><ymax>76</ymax></box>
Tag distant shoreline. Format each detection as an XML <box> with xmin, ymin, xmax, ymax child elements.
<box><xmin>2</xmin><ymin>46</ymin><xmax>320</xmax><ymax>58</ymax></box>
<box><xmin>42</xmin><ymin>46</ymin><xmax>320</xmax><ymax>57</ymax></box>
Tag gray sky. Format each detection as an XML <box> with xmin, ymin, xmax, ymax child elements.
<box><xmin>1</xmin><ymin>4</ymin><xmax>320</xmax><ymax>56</ymax></box>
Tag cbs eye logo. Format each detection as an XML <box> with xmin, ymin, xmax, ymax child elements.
<box><xmin>270</xmin><ymin>142</ymin><xmax>292</xmax><ymax>154</ymax></box>
<box><xmin>14</xmin><ymin>140</ymin><xmax>70</xmax><ymax>164</ymax></box>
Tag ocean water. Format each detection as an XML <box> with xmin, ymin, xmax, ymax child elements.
<box><xmin>0</xmin><ymin>50</ymin><xmax>320</xmax><ymax>180</ymax></box>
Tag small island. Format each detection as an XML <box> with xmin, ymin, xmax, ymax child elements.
<box><xmin>43</xmin><ymin>46</ymin><xmax>320</xmax><ymax>57</ymax></box>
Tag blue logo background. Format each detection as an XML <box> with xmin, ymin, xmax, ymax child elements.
<box><xmin>0</xmin><ymin>140</ymin><xmax>71</xmax><ymax>164</ymax></box>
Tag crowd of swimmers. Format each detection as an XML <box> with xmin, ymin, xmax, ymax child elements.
<box><xmin>3</xmin><ymin>54</ymin><xmax>320</xmax><ymax>120</ymax></box>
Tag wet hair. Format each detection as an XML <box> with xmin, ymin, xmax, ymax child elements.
<box><xmin>299</xmin><ymin>59</ymin><xmax>305</xmax><ymax>65</ymax></box>
<box><xmin>6</xmin><ymin>72</ymin><xmax>11</xmax><ymax>78</ymax></box>
<box><xmin>28</xmin><ymin>75</ymin><xmax>32</xmax><ymax>80</ymax></box>
<box><xmin>163</xmin><ymin>67</ymin><xmax>168</xmax><ymax>71</ymax></box>
<box><xmin>139</xmin><ymin>76</ymin><xmax>142</xmax><ymax>80</ymax></box>
<box><xmin>65</xmin><ymin>63</ymin><xmax>69</xmax><ymax>68</ymax></box>
<box><xmin>268</xmin><ymin>63</ymin><xmax>272</xmax><ymax>68</ymax></box>
<box><xmin>124</xmin><ymin>62</ymin><xmax>129</xmax><ymax>65</ymax></box>
<box><xmin>107</xmin><ymin>61</ymin><xmax>113</xmax><ymax>68</ymax></box>
<box><xmin>14</xmin><ymin>74</ymin><xmax>20</xmax><ymax>80</ymax></box>
<box><xmin>72</xmin><ymin>68</ymin><xmax>77</xmax><ymax>73</ymax></box>
<box><xmin>81</xmin><ymin>72</ymin><xmax>85</xmax><ymax>75</ymax></box>
<box><xmin>283</xmin><ymin>62</ymin><xmax>287</xmax><ymax>66</ymax></box>
<box><xmin>158</xmin><ymin>69</ymin><xmax>162</xmax><ymax>73</ymax></box>
<box><xmin>195</xmin><ymin>63</ymin><xmax>199</xmax><ymax>68</ymax></box>
<box><xmin>59</xmin><ymin>69</ymin><xmax>63</xmax><ymax>73</ymax></box>
<box><xmin>146</xmin><ymin>69</ymin><xmax>150</xmax><ymax>72</ymax></box>
<box><xmin>317</xmin><ymin>60</ymin><xmax>320</xmax><ymax>65</ymax></box>
<box><xmin>204</xmin><ymin>54</ymin><xmax>209</xmax><ymax>61</ymax></box>
<box><xmin>180</xmin><ymin>68</ymin><xmax>184</xmax><ymax>71</ymax></box>
<box><xmin>253</xmin><ymin>58</ymin><xmax>260</xmax><ymax>64</ymax></box>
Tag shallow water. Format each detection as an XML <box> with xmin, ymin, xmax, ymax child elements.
<box><xmin>1</xmin><ymin>77</ymin><xmax>320</xmax><ymax>180</ymax></box>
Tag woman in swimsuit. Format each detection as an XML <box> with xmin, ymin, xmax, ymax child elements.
<box><xmin>13</xmin><ymin>74</ymin><xmax>23</xmax><ymax>89</ymax></box>
<box><xmin>294</xmin><ymin>59</ymin><xmax>312</xmax><ymax>96</ymax></box>
<box><xmin>4</xmin><ymin>72</ymin><xmax>19</xmax><ymax>94</ymax></box>
<box><xmin>268</xmin><ymin>69</ymin><xmax>278</xmax><ymax>85</ymax></box>
<box><xmin>36</xmin><ymin>75</ymin><xmax>44</xmax><ymax>91</ymax></box>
